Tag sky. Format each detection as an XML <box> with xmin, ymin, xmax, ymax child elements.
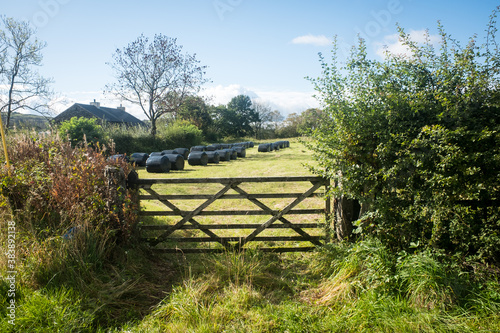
<box><xmin>1</xmin><ymin>0</ymin><xmax>499</xmax><ymax>120</ymax></box>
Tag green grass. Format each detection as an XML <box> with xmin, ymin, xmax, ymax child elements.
<box><xmin>136</xmin><ymin>138</ymin><xmax>327</xmax><ymax>252</ymax></box>
<box><xmin>1</xmin><ymin>136</ymin><xmax>499</xmax><ymax>332</ymax></box>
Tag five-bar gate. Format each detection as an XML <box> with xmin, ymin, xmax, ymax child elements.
<box><xmin>133</xmin><ymin>176</ymin><xmax>330</xmax><ymax>253</ymax></box>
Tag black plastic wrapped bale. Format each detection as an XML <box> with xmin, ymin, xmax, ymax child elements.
<box><xmin>190</xmin><ymin>146</ymin><xmax>206</xmax><ymax>152</ymax></box>
<box><xmin>225</xmin><ymin>148</ymin><xmax>238</xmax><ymax>160</ymax></box>
<box><xmin>206</xmin><ymin>145</ymin><xmax>218</xmax><ymax>151</ymax></box>
<box><xmin>206</xmin><ymin>151</ymin><xmax>220</xmax><ymax>164</ymax></box>
<box><xmin>188</xmin><ymin>151</ymin><xmax>208</xmax><ymax>166</ymax></box>
<box><xmin>215</xmin><ymin>150</ymin><xmax>230</xmax><ymax>161</ymax></box>
<box><xmin>272</xmin><ymin>142</ymin><xmax>280</xmax><ymax>151</ymax></box>
<box><xmin>130</xmin><ymin>153</ymin><xmax>149</xmax><ymax>166</ymax></box>
<box><xmin>149</xmin><ymin>152</ymin><xmax>164</xmax><ymax>157</ymax></box>
<box><xmin>164</xmin><ymin>154</ymin><xmax>185</xmax><ymax>170</ymax></box>
<box><xmin>284</xmin><ymin>140</ymin><xmax>290</xmax><ymax>148</ymax></box>
<box><xmin>162</xmin><ymin>149</ymin><xmax>175</xmax><ymax>155</ymax></box>
<box><xmin>248</xmin><ymin>141</ymin><xmax>255</xmax><ymax>148</ymax></box>
<box><xmin>234</xmin><ymin>146</ymin><xmax>246</xmax><ymax>158</ymax></box>
<box><xmin>173</xmin><ymin>148</ymin><xmax>189</xmax><ymax>160</ymax></box>
<box><xmin>258</xmin><ymin>143</ymin><xmax>271</xmax><ymax>152</ymax></box>
<box><xmin>221</xmin><ymin>144</ymin><xmax>232</xmax><ymax>149</ymax></box>
<box><xmin>146</xmin><ymin>155</ymin><xmax>171</xmax><ymax>173</ymax></box>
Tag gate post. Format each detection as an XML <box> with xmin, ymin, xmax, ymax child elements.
<box><xmin>104</xmin><ymin>165</ymin><xmax>127</xmax><ymax>222</ymax></box>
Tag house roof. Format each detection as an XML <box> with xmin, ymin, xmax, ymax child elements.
<box><xmin>55</xmin><ymin>103</ymin><xmax>145</xmax><ymax>126</ymax></box>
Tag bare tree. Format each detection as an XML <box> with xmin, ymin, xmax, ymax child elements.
<box><xmin>106</xmin><ymin>34</ymin><xmax>208</xmax><ymax>136</ymax></box>
<box><xmin>0</xmin><ymin>17</ymin><xmax>54</xmax><ymax>129</ymax></box>
<box><xmin>252</xmin><ymin>101</ymin><xmax>284</xmax><ymax>138</ymax></box>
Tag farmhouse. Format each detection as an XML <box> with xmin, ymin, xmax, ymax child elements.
<box><xmin>54</xmin><ymin>100</ymin><xmax>145</xmax><ymax>126</ymax></box>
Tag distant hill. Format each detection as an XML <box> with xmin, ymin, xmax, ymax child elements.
<box><xmin>1</xmin><ymin>112</ymin><xmax>52</xmax><ymax>130</ymax></box>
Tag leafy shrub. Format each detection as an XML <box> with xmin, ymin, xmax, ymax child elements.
<box><xmin>157</xmin><ymin>119</ymin><xmax>204</xmax><ymax>148</ymax></box>
<box><xmin>58</xmin><ymin>117</ymin><xmax>104</xmax><ymax>146</ymax></box>
<box><xmin>0</xmin><ymin>132</ymin><xmax>138</xmax><ymax>241</ymax></box>
<box><xmin>307</xmin><ymin>17</ymin><xmax>500</xmax><ymax>263</ymax></box>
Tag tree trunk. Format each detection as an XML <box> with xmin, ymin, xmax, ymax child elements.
<box><xmin>150</xmin><ymin>119</ymin><xmax>157</xmax><ymax>137</ymax></box>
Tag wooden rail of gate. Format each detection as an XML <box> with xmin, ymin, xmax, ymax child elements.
<box><xmin>131</xmin><ymin>176</ymin><xmax>330</xmax><ymax>253</ymax></box>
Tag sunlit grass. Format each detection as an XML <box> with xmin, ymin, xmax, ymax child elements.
<box><xmin>135</xmin><ymin>138</ymin><xmax>328</xmax><ymax>252</ymax></box>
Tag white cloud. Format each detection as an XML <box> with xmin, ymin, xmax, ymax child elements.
<box><xmin>292</xmin><ymin>34</ymin><xmax>332</xmax><ymax>46</ymax></box>
<box><xmin>375</xmin><ymin>30</ymin><xmax>441</xmax><ymax>58</ymax></box>
<box><xmin>200</xmin><ymin>84</ymin><xmax>319</xmax><ymax>116</ymax></box>
<box><xmin>201</xmin><ymin>84</ymin><xmax>259</xmax><ymax>106</ymax></box>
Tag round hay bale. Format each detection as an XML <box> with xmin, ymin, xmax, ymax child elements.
<box><xmin>234</xmin><ymin>146</ymin><xmax>246</xmax><ymax>158</ymax></box>
<box><xmin>258</xmin><ymin>143</ymin><xmax>271</xmax><ymax>152</ymax></box>
<box><xmin>164</xmin><ymin>154</ymin><xmax>185</xmax><ymax>170</ymax></box>
<box><xmin>215</xmin><ymin>150</ymin><xmax>230</xmax><ymax>161</ymax></box>
<box><xmin>146</xmin><ymin>155</ymin><xmax>171</xmax><ymax>173</ymax></box>
<box><xmin>190</xmin><ymin>145</ymin><xmax>206</xmax><ymax>152</ymax></box>
<box><xmin>149</xmin><ymin>152</ymin><xmax>164</xmax><ymax>157</ymax></box>
<box><xmin>206</xmin><ymin>145</ymin><xmax>218</xmax><ymax>151</ymax></box>
<box><xmin>188</xmin><ymin>151</ymin><xmax>208</xmax><ymax>166</ymax></box>
<box><xmin>130</xmin><ymin>153</ymin><xmax>149</xmax><ymax>166</ymax></box>
<box><xmin>162</xmin><ymin>149</ymin><xmax>175</xmax><ymax>155</ymax></box>
<box><xmin>271</xmin><ymin>142</ymin><xmax>280</xmax><ymax>151</ymax></box>
<box><xmin>284</xmin><ymin>140</ymin><xmax>290</xmax><ymax>148</ymax></box>
<box><xmin>248</xmin><ymin>141</ymin><xmax>255</xmax><ymax>148</ymax></box>
<box><xmin>173</xmin><ymin>148</ymin><xmax>189</xmax><ymax>160</ymax></box>
<box><xmin>224</xmin><ymin>148</ymin><xmax>238</xmax><ymax>160</ymax></box>
<box><xmin>206</xmin><ymin>151</ymin><xmax>220</xmax><ymax>164</ymax></box>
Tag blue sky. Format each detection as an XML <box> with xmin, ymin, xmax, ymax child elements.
<box><xmin>2</xmin><ymin>0</ymin><xmax>499</xmax><ymax>119</ymax></box>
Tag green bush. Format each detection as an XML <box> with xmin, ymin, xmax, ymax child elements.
<box><xmin>307</xmin><ymin>17</ymin><xmax>500</xmax><ymax>262</ymax></box>
<box><xmin>157</xmin><ymin>119</ymin><xmax>204</xmax><ymax>148</ymax></box>
<box><xmin>58</xmin><ymin>117</ymin><xmax>103</xmax><ymax>146</ymax></box>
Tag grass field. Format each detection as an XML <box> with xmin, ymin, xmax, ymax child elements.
<box><xmin>135</xmin><ymin>138</ymin><xmax>328</xmax><ymax>252</ymax></box>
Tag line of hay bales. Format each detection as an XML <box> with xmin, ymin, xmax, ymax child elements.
<box><xmin>258</xmin><ymin>140</ymin><xmax>290</xmax><ymax>152</ymax></box>
<box><xmin>129</xmin><ymin>142</ymin><xmax>255</xmax><ymax>173</ymax></box>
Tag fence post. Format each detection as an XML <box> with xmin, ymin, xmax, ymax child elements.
<box><xmin>104</xmin><ymin>165</ymin><xmax>127</xmax><ymax>222</ymax></box>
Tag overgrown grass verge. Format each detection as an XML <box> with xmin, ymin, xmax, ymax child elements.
<box><xmin>107</xmin><ymin>240</ymin><xmax>500</xmax><ymax>332</ymax></box>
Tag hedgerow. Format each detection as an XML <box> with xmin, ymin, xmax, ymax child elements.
<box><xmin>307</xmin><ymin>13</ymin><xmax>500</xmax><ymax>263</ymax></box>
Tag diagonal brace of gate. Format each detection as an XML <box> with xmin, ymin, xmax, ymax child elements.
<box><xmin>230</xmin><ymin>183</ymin><xmax>323</xmax><ymax>247</ymax></box>
<box><xmin>146</xmin><ymin>182</ymin><xmax>238</xmax><ymax>248</ymax></box>
<box><xmin>236</xmin><ymin>180</ymin><xmax>325</xmax><ymax>249</ymax></box>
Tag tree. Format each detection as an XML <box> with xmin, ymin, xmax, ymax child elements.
<box><xmin>213</xmin><ymin>95</ymin><xmax>259</xmax><ymax>138</ymax></box>
<box><xmin>177</xmin><ymin>95</ymin><xmax>213</xmax><ymax>135</ymax></box>
<box><xmin>307</xmin><ymin>16</ymin><xmax>500</xmax><ymax>262</ymax></box>
<box><xmin>0</xmin><ymin>17</ymin><xmax>53</xmax><ymax>129</ymax></box>
<box><xmin>252</xmin><ymin>101</ymin><xmax>284</xmax><ymax>138</ymax></box>
<box><xmin>106</xmin><ymin>34</ymin><xmax>208</xmax><ymax>136</ymax></box>
<box><xmin>276</xmin><ymin>109</ymin><xmax>321</xmax><ymax>138</ymax></box>
<box><xmin>226</xmin><ymin>95</ymin><xmax>259</xmax><ymax>137</ymax></box>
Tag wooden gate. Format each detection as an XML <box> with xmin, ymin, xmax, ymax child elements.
<box><xmin>132</xmin><ymin>176</ymin><xmax>330</xmax><ymax>253</ymax></box>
